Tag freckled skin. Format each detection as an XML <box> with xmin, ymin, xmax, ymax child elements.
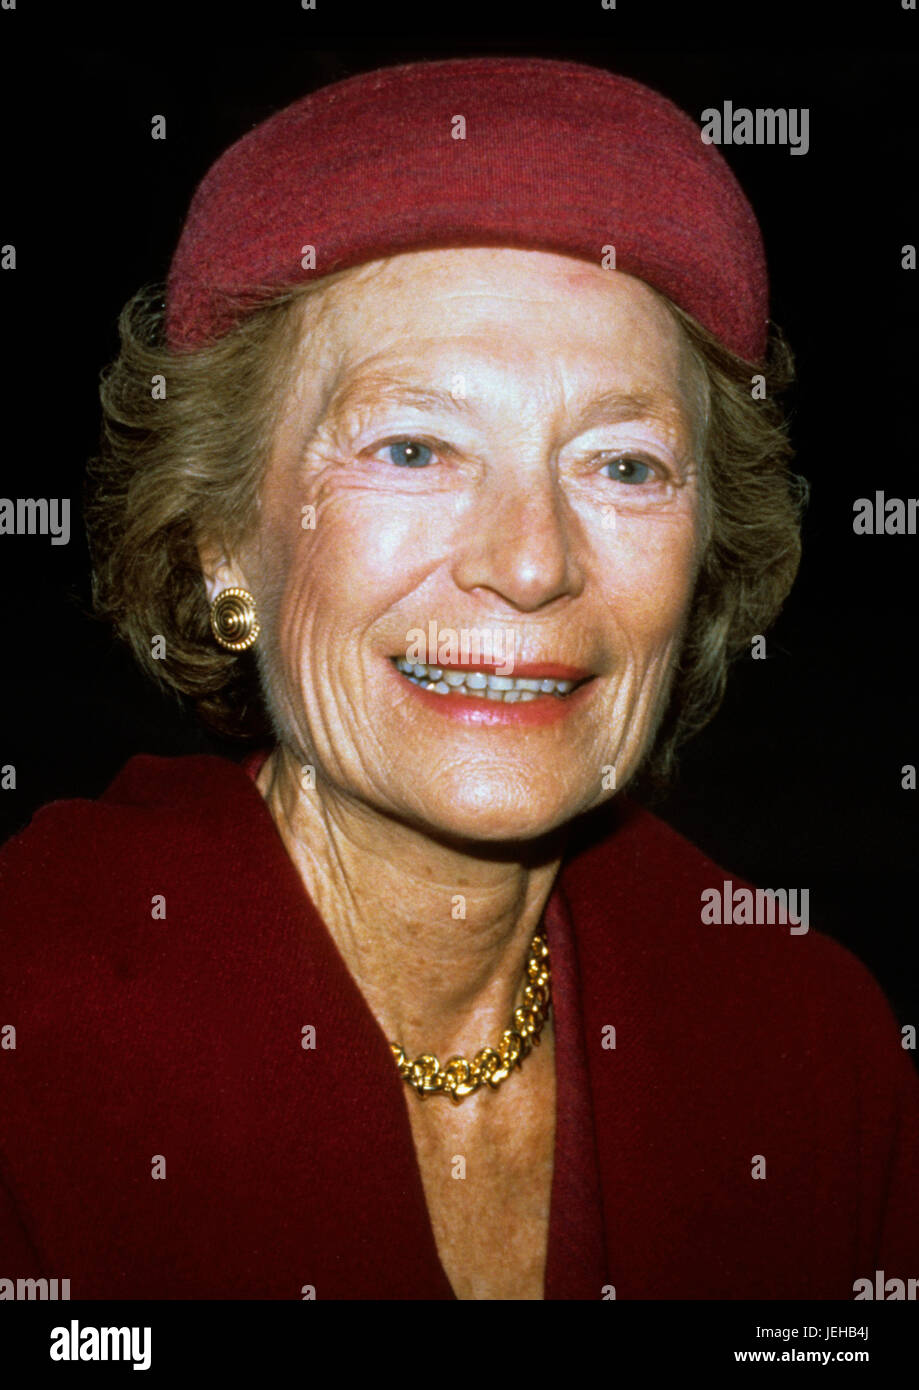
<box><xmin>198</xmin><ymin>248</ymin><xmax>706</xmax><ymax>1298</ymax></box>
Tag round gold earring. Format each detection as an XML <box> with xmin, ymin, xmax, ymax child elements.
<box><xmin>209</xmin><ymin>587</ymin><xmax>260</xmax><ymax>652</ymax></box>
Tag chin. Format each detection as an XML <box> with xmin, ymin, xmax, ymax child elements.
<box><xmin>403</xmin><ymin>781</ymin><xmax>586</xmax><ymax>846</ymax></box>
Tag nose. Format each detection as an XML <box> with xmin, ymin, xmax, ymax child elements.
<box><xmin>450</xmin><ymin>462</ymin><xmax>585</xmax><ymax>612</ymax></box>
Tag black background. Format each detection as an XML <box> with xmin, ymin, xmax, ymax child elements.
<box><xmin>1</xmin><ymin>12</ymin><xmax>917</xmax><ymax>1052</ymax></box>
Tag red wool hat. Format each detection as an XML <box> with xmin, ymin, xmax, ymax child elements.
<box><xmin>165</xmin><ymin>57</ymin><xmax>769</xmax><ymax>362</ymax></box>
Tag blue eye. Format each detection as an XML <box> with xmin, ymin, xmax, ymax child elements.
<box><xmin>603</xmin><ymin>456</ymin><xmax>654</xmax><ymax>484</ymax></box>
<box><xmin>385</xmin><ymin>440</ymin><xmax>433</xmax><ymax>468</ymax></box>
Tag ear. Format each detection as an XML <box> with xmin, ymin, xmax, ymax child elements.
<box><xmin>197</xmin><ymin>539</ymin><xmax>250</xmax><ymax>606</ymax></box>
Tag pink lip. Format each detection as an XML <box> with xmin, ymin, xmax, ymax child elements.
<box><xmin>389</xmin><ymin>661</ymin><xmax>596</xmax><ymax>727</ymax></box>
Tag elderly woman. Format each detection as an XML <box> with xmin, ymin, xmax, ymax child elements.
<box><xmin>1</xmin><ymin>56</ymin><xmax>918</xmax><ymax>1303</ymax></box>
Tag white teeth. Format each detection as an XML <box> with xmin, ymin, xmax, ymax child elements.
<box><xmin>394</xmin><ymin>657</ymin><xmax>582</xmax><ymax>702</ymax></box>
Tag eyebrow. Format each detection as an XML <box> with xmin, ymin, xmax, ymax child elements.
<box><xmin>321</xmin><ymin>371</ymin><xmax>475</xmax><ymax>421</ymax></box>
<box><xmin>321</xmin><ymin>371</ymin><xmax>687</xmax><ymax>432</ymax></box>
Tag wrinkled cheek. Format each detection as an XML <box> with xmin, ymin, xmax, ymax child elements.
<box><xmin>639</xmin><ymin>596</ymin><xmax>695</xmax><ymax>707</ymax></box>
<box><xmin>255</xmin><ymin>559</ymin><xmax>329</xmax><ymax>736</ymax></box>
<box><xmin>646</xmin><ymin>577</ymin><xmax>695</xmax><ymax>667</ymax></box>
<box><xmin>611</xmin><ymin>524</ymin><xmax>699</xmax><ymax>729</ymax></box>
<box><xmin>616</xmin><ymin>521</ymin><xmax>697</xmax><ymax>648</ymax></box>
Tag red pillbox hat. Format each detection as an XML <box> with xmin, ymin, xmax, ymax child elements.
<box><xmin>165</xmin><ymin>57</ymin><xmax>768</xmax><ymax>362</ymax></box>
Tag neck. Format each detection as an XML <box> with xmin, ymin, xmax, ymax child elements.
<box><xmin>256</xmin><ymin>745</ymin><xmax>566</xmax><ymax>1061</ymax></box>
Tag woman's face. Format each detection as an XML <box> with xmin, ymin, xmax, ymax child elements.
<box><xmin>231</xmin><ymin>248</ymin><xmax>707</xmax><ymax>841</ymax></box>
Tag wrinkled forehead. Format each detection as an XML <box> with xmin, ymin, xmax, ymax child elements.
<box><xmin>286</xmin><ymin>249</ymin><xmax>709</xmax><ymax>449</ymax></box>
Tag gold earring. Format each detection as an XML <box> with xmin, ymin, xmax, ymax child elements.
<box><xmin>209</xmin><ymin>587</ymin><xmax>260</xmax><ymax>651</ymax></box>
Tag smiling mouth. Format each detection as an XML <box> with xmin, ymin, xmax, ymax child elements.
<box><xmin>392</xmin><ymin>657</ymin><xmax>588</xmax><ymax>703</ymax></box>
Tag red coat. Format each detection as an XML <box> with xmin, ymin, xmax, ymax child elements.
<box><xmin>1</xmin><ymin>752</ymin><xmax>917</xmax><ymax>1299</ymax></box>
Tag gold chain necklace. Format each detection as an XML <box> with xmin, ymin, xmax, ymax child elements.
<box><xmin>389</xmin><ymin>933</ymin><xmax>551</xmax><ymax>1103</ymax></box>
